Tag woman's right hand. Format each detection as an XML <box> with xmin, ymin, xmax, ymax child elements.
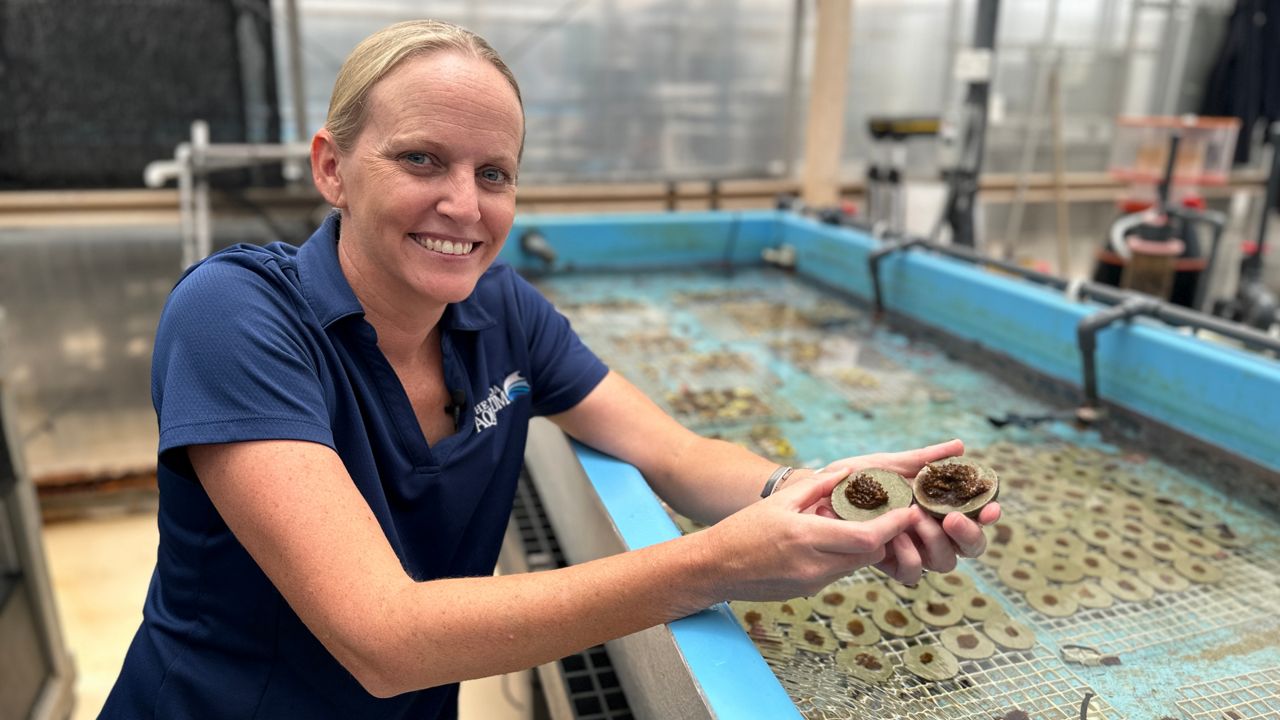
<box><xmin>699</xmin><ymin>469</ymin><xmax>916</xmax><ymax>602</ymax></box>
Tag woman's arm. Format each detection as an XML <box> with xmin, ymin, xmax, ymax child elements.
<box><xmin>548</xmin><ymin>371</ymin><xmax>776</xmax><ymax>523</ymax></box>
<box><xmin>189</xmin><ymin>439</ymin><xmax>912</xmax><ymax>698</ymax></box>
<box><xmin>549</xmin><ymin>371</ymin><xmax>1000</xmax><ymax>582</ymax></box>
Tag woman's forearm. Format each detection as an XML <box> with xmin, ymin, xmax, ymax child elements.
<box><xmin>364</xmin><ymin>530</ymin><xmax>722</xmax><ymax>696</ymax></box>
<box><xmin>645</xmin><ymin>433</ymin><xmax>799</xmax><ymax>525</ymax></box>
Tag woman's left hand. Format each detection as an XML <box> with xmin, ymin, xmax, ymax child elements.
<box><xmin>798</xmin><ymin>438</ymin><xmax>1002</xmax><ymax>584</ymax></box>
<box><xmin>874</xmin><ymin>503</ymin><xmax>1000</xmax><ymax>584</ymax></box>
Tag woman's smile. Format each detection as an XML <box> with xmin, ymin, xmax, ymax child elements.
<box><xmin>409</xmin><ymin>232</ymin><xmax>478</xmax><ymax>257</ymax></box>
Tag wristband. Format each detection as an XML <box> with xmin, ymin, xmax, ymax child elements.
<box><xmin>760</xmin><ymin>466</ymin><xmax>795</xmax><ymax>498</ymax></box>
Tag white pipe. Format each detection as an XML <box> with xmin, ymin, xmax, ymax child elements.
<box><xmin>192</xmin><ymin>121</ymin><xmax>213</xmax><ymax>267</ymax></box>
<box><xmin>1109</xmin><ymin>210</ymin><xmax>1150</xmax><ymax>261</ymax></box>
<box><xmin>143</xmin><ymin>159</ymin><xmax>183</xmax><ymax>188</ymax></box>
<box><xmin>283</xmin><ymin>0</ymin><xmax>309</xmax><ymax>182</ymax></box>
<box><xmin>177</xmin><ymin>144</ymin><xmax>196</xmax><ymax>270</ymax></box>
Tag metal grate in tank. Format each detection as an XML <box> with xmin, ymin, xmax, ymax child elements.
<box><xmin>1067</xmin><ymin>548</ymin><xmax>1280</xmax><ymax>655</ymax></box>
<box><xmin>558</xmin><ymin>648</ymin><xmax>634</xmax><ymax>720</ymax></box>
<box><xmin>1175</xmin><ymin>666</ymin><xmax>1280</xmax><ymax>719</ymax></box>
<box><xmin>781</xmin><ymin>647</ymin><xmax>1120</xmax><ymax>720</ymax></box>
<box><xmin>971</xmin><ymin>543</ymin><xmax>1280</xmax><ymax>657</ymax></box>
<box><xmin>511</xmin><ymin>470</ymin><xmax>567</xmax><ymax>571</ymax></box>
<box><xmin>964</xmin><ymin>438</ymin><xmax>1280</xmax><ymax>658</ymax></box>
<box><xmin>759</xmin><ymin>605</ymin><xmax>1121</xmax><ymax>719</ymax></box>
<box><xmin>511</xmin><ymin>471</ymin><xmax>634</xmax><ymax>719</ymax></box>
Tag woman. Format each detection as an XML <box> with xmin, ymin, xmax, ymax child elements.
<box><xmin>103</xmin><ymin>19</ymin><xmax>999</xmax><ymax>719</ymax></box>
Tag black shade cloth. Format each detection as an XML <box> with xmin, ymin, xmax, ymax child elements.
<box><xmin>0</xmin><ymin>0</ymin><xmax>280</xmax><ymax>189</ymax></box>
<box><xmin>1199</xmin><ymin>0</ymin><xmax>1280</xmax><ymax>165</ymax></box>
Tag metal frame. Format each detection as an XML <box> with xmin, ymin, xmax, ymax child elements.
<box><xmin>143</xmin><ymin>120</ymin><xmax>310</xmax><ymax>268</ymax></box>
<box><xmin>0</xmin><ymin>310</ymin><xmax>76</xmax><ymax>720</ymax></box>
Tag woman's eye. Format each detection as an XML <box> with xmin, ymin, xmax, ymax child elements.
<box><xmin>480</xmin><ymin>167</ymin><xmax>510</xmax><ymax>184</ymax></box>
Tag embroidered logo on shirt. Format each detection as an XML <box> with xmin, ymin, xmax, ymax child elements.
<box><xmin>474</xmin><ymin>371</ymin><xmax>529</xmax><ymax>432</ymax></box>
<box><xmin>503</xmin><ymin>371</ymin><xmax>531</xmax><ymax>401</ymax></box>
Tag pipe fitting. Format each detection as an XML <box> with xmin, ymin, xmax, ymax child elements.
<box><xmin>519</xmin><ymin>230</ymin><xmax>557</xmax><ymax>268</ymax></box>
<box><xmin>1077</xmin><ymin>294</ymin><xmax>1162</xmax><ymax>412</ymax></box>
<box><xmin>868</xmin><ymin>236</ymin><xmax>926</xmax><ymax>312</ymax></box>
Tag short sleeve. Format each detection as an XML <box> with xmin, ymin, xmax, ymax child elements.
<box><xmin>152</xmin><ymin>254</ymin><xmax>334</xmax><ymax>458</ymax></box>
<box><xmin>508</xmin><ymin>271</ymin><xmax>608</xmax><ymax>416</ymax></box>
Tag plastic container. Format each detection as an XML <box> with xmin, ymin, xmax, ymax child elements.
<box><xmin>1108</xmin><ymin>115</ymin><xmax>1241</xmax><ymax>186</ymax></box>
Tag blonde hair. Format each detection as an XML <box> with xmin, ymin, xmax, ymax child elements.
<box><xmin>324</xmin><ymin>20</ymin><xmax>524</xmax><ymax>153</ymax></box>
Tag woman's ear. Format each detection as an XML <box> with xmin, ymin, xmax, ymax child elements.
<box><xmin>311</xmin><ymin>129</ymin><xmax>346</xmax><ymax>208</ymax></box>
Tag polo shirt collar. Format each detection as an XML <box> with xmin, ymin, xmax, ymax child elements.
<box><xmin>297</xmin><ymin>212</ymin><xmax>497</xmax><ymax>332</ymax></box>
<box><xmin>297</xmin><ymin>213</ymin><xmax>364</xmax><ymax>328</ymax></box>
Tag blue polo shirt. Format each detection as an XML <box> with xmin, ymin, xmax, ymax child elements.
<box><xmin>102</xmin><ymin>214</ymin><xmax>608</xmax><ymax>719</ymax></box>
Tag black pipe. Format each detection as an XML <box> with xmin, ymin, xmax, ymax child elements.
<box><xmin>868</xmin><ymin>236</ymin><xmax>926</xmax><ymax>312</ymax></box>
<box><xmin>926</xmin><ymin>240</ymin><xmax>1071</xmax><ymax>291</ymax></box>
<box><xmin>0</xmin><ymin>386</ymin><xmax>17</xmax><ymax>497</ymax></box>
<box><xmin>972</xmin><ymin>0</ymin><xmax>999</xmax><ymax>49</ymax></box>
<box><xmin>1244</xmin><ymin>121</ymin><xmax>1280</xmax><ymax>282</ymax></box>
<box><xmin>941</xmin><ymin>0</ymin><xmax>1001</xmax><ymax>248</ymax></box>
<box><xmin>863</xmin><ymin>233</ymin><xmax>1280</xmax><ymax>354</ymax></box>
<box><xmin>1077</xmin><ymin>294</ymin><xmax>1162</xmax><ymax>412</ymax></box>
<box><xmin>519</xmin><ymin>230</ymin><xmax>557</xmax><ymax>267</ymax></box>
<box><xmin>936</xmin><ymin>244</ymin><xmax>1279</xmax><ymax>352</ymax></box>
<box><xmin>1115</xmin><ymin>286</ymin><xmax>1278</xmax><ymax>352</ymax></box>
<box><xmin>966</xmin><ymin>0</ymin><xmax>999</xmax><ymax>173</ymax></box>
<box><xmin>1155</xmin><ymin>134</ymin><xmax>1181</xmax><ymax>232</ymax></box>
<box><xmin>1212</xmin><ymin>122</ymin><xmax>1280</xmax><ymax>330</ymax></box>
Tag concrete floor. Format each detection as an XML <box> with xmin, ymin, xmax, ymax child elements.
<box><xmin>40</xmin><ymin>510</ymin><xmax>531</xmax><ymax>720</ymax></box>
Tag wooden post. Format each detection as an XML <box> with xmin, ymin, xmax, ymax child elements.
<box><xmin>800</xmin><ymin>0</ymin><xmax>853</xmax><ymax>208</ymax></box>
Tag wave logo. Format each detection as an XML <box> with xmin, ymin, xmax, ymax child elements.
<box><xmin>503</xmin><ymin>371</ymin><xmax>531</xmax><ymax>402</ymax></box>
<box><xmin>475</xmin><ymin>371</ymin><xmax>530</xmax><ymax>433</ymax></box>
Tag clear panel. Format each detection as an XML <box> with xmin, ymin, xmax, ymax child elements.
<box><xmin>0</xmin><ymin>222</ymin><xmax>277</xmax><ymax>482</ymax></box>
<box><xmin>842</xmin><ymin>0</ymin><xmax>1237</xmax><ymax>178</ymax></box>
<box><xmin>275</xmin><ymin>0</ymin><xmax>1238</xmax><ymax>183</ymax></box>
<box><xmin>838</xmin><ymin>0</ymin><xmax>953</xmax><ymax>176</ymax></box>
<box><xmin>286</xmin><ymin>0</ymin><xmax>795</xmax><ymax>182</ymax></box>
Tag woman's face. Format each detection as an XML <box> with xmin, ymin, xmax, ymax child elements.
<box><xmin>325</xmin><ymin>52</ymin><xmax>524</xmax><ymax>308</ymax></box>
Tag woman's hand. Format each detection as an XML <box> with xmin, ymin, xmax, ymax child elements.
<box><xmin>797</xmin><ymin>439</ymin><xmax>1002</xmax><ymax>585</ymax></box>
<box><xmin>701</xmin><ymin>469</ymin><xmax>917</xmax><ymax>601</ymax></box>
<box><xmin>873</xmin><ymin>503</ymin><xmax>1000</xmax><ymax>585</ymax></box>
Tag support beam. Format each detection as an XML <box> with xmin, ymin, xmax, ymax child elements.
<box><xmin>800</xmin><ymin>0</ymin><xmax>852</xmax><ymax>208</ymax></box>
